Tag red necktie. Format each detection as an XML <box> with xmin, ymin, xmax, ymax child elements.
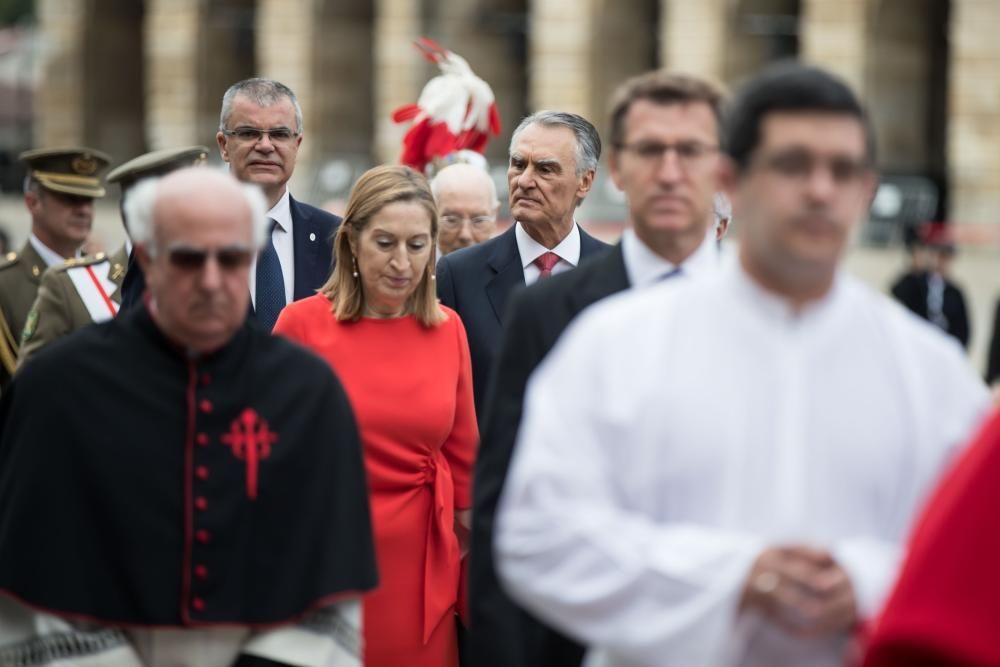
<box><xmin>534</xmin><ymin>251</ymin><xmax>560</xmax><ymax>279</ymax></box>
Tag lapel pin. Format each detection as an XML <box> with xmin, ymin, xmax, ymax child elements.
<box><xmin>309</xmin><ymin>232</ymin><xmax>316</xmax><ymax>242</ymax></box>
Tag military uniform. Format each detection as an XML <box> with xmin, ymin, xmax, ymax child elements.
<box><xmin>17</xmin><ymin>246</ymin><xmax>128</xmax><ymax>367</ymax></box>
<box><xmin>0</xmin><ymin>147</ymin><xmax>110</xmax><ymax>391</ymax></box>
<box><xmin>14</xmin><ymin>146</ymin><xmax>208</xmax><ymax>369</ymax></box>
<box><xmin>0</xmin><ymin>244</ymin><xmax>47</xmax><ymax>378</ymax></box>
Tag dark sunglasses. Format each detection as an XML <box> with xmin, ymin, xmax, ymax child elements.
<box><xmin>166</xmin><ymin>245</ymin><xmax>254</xmax><ymax>271</ymax></box>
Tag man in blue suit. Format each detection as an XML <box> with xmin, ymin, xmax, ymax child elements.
<box><xmin>121</xmin><ymin>78</ymin><xmax>339</xmax><ymax>330</ymax></box>
<box><xmin>436</xmin><ymin>111</ymin><xmax>610</xmax><ymax>417</ymax></box>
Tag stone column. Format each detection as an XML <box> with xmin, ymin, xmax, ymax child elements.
<box><xmin>145</xmin><ymin>0</ymin><xmax>204</xmax><ymax>150</ymax></box>
<box><xmin>660</xmin><ymin>0</ymin><xmax>727</xmax><ymax>82</ymax></box>
<box><xmin>373</xmin><ymin>0</ymin><xmax>427</xmax><ymax>165</ymax></box>
<box><xmin>35</xmin><ymin>0</ymin><xmax>87</xmax><ymax>146</ymax></box>
<box><xmin>949</xmin><ymin>0</ymin><xmax>1000</xmax><ymax>226</ymax></box>
<box><xmin>799</xmin><ymin>0</ymin><xmax>870</xmax><ymax>93</ymax></box>
<box><xmin>529</xmin><ymin>0</ymin><xmax>598</xmax><ymax>116</ymax></box>
<box><xmin>256</xmin><ymin>0</ymin><xmax>315</xmax><ymax>193</ymax></box>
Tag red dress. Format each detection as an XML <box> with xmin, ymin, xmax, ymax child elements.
<box><xmin>274</xmin><ymin>295</ymin><xmax>477</xmax><ymax>667</ymax></box>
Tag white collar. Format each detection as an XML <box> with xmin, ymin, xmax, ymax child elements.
<box><xmin>267</xmin><ymin>189</ymin><xmax>293</xmax><ymax>233</ymax></box>
<box><xmin>622</xmin><ymin>228</ymin><xmax>720</xmax><ymax>287</ymax></box>
<box><xmin>514</xmin><ymin>221</ymin><xmax>581</xmax><ymax>268</ymax></box>
<box><xmin>29</xmin><ymin>234</ymin><xmax>77</xmax><ymax>267</ymax></box>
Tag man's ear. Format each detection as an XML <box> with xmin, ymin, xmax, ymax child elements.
<box><xmin>135</xmin><ymin>243</ymin><xmax>154</xmax><ymax>276</ymax></box>
<box><xmin>576</xmin><ymin>168</ymin><xmax>596</xmax><ymax>200</ymax></box>
<box><xmin>216</xmin><ymin>132</ymin><xmax>229</xmax><ymax>163</ymax></box>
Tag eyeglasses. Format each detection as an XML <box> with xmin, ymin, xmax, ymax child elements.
<box><xmin>221</xmin><ymin>126</ymin><xmax>299</xmax><ymax>144</ymax></box>
<box><xmin>616</xmin><ymin>141</ymin><xmax>719</xmax><ymax>166</ymax></box>
<box><xmin>165</xmin><ymin>245</ymin><xmax>254</xmax><ymax>271</ymax></box>
<box><xmin>753</xmin><ymin>149</ymin><xmax>872</xmax><ymax>185</ymax></box>
<box><xmin>440</xmin><ymin>214</ymin><xmax>495</xmax><ymax>228</ymax></box>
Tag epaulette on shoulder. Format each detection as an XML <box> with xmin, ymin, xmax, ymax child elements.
<box><xmin>0</xmin><ymin>251</ymin><xmax>19</xmax><ymax>270</ymax></box>
<box><xmin>53</xmin><ymin>252</ymin><xmax>110</xmax><ymax>274</ymax></box>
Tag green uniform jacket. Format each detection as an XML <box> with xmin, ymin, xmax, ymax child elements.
<box><xmin>17</xmin><ymin>245</ymin><xmax>128</xmax><ymax>369</ymax></box>
<box><xmin>0</xmin><ymin>242</ymin><xmax>46</xmax><ymax>389</ymax></box>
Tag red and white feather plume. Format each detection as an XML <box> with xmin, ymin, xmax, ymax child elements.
<box><xmin>392</xmin><ymin>37</ymin><xmax>502</xmax><ymax>173</ymax></box>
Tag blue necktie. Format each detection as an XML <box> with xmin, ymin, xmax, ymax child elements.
<box><xmin>658</xmin><ymin>267</ymin><xmax>683</xmax><ymax>282</ymax></box>
<box><xmin>255</xmin><ymin>219</ymin><xmax>285</xmax><ymax>331</ymax></box>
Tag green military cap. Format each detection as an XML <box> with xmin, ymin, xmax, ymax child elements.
<box><xmin>19</xmin><ymin>146</ymin><xmax>112</xmax><ymax>198</ymax></box>
<box><xmin>106</xmin><ymin>146</ymin><xmax>210</xmax><ymax>192</ymax></box>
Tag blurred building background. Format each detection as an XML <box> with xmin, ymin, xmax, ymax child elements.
<box><xmin>0</xmin><ymin>0</ymin><xmax>998</xmax><ymax>367</ymax></box>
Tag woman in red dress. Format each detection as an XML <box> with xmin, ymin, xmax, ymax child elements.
<box><xmin>273</xmin><ymin>165</ymin><xmax>477</xmax><ymax>666</ymax></box>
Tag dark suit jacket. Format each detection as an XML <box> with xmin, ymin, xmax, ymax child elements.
<box><xmin>890</xmin><ymin>270</ymin><xmax>970</xmax><ymax>349</ymax></box>
<box><xmin>435</xmin><ymin>224</ymin><xmax>610</xmax><ymax>418</ymax></box>
<box><xmin>120</xmin><ymin>196</ymin><xmax>339</xmax><ymax>314</ymax></box>
<box><xmin>987</xmin><ymin>298</ymin><xmax>1000</xmax><ymax>385</ymax></box>
<box><xmin>467</xmin><ymin>243</ymin><xmax>629</xmax><ymax>667</ymax></box>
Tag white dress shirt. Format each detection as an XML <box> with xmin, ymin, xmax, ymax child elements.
<box><xmin>515</xmin><ymin>222</ymin><xmax>581</xmax><ymax>286</ymax></box>
<box><xmin>496</xmin><ymin>260</ymin><xmax>989</xmax><ymax>667</ymax></box>
<box><xmin>29</xmin><ymin>234</ymin><xmax>79</xmax><ymax>267</ymax></box>
<box><xmin>621</xmin><ymin>228</ymin><xmax>720</xmax><ymax>287</ymax></box>
<box><xmin>248</xmin><ymin>189</ymin><xmax>295</xmax><ymax>308</ymax></box>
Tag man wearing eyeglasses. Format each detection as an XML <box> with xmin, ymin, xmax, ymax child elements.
<box><xmin>120</xmin><ymin>78</ymin><xmax>340</xmax><ymax>334</ymax></box>
<box><xmin>430</xmin><ymin>163</ymin><xmax>500</xmax><ymax>257</ymax></box>
<box><xmin>466</xmin><ymin>71</ymin><xmax>729</xmax><ymax>667</ymax></box>
<box><xmin>0</xmin><ymin>167</ymin><xmax>375</xmax><ymax>667</ymax></box>
<box><xmin>495</xmin><ymin>63</ymin><xmax>989</xmax><ymax>667</ymax></box>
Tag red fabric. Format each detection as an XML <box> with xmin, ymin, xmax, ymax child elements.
<box><xmin>863</xmin><ymin>406</ymin><xmax>1000</xmax><ymax>667</ymax></box>
<box><xmin>534</xmin><ymin>251</ymin><xmax>561</xmax><ymax>278</ymax></box>
<box><xmin>273</xmin><ymin>295</ymin><xmax>478</xmax><ymax>667</ymax></box>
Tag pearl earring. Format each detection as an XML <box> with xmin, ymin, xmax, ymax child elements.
<box><xmin>352</xmin><ymin>256</ymin><xmax>359</xmax><ymax>278</ymax></box>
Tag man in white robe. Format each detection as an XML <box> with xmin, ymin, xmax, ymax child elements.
<box><xmin>494</xmin><ymin>62</ymin><xmax>990</xmax><ymax>667</ymax></box>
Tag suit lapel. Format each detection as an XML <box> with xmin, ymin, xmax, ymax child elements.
<box><xmin>485</xmin><ymin>227</ymin><xmax>525</xmax><ymax>324</ymax></box>
<box><xmin>289</xmin><ymin>196</ymin><xmax>324</xmax><ymax>301</ymax></box>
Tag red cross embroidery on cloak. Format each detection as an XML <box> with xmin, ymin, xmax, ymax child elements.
<box><xmin>220</xmin><ymin>408</ymin><xmax>279</xmax><ymax>500</ymax></box>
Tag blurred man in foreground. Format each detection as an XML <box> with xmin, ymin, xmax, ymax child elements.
<box><xmin>496</xmin><ymin>62</ymin><xmax>989</xmax><ymax>667</ymax></box>
<box><xmin>0</xmin><ymin>167</ymin><xmax>376</xmax><ymax>666</ymax></box>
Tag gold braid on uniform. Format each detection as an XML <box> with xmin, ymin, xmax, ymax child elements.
<box><xmin>0</xmin><ymin>307</ymin><xmax>18</xmax><ymax>375</ymax></box>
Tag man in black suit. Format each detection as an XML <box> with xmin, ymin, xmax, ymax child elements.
<box><xmin>121</xmin><ymin>78</ymin><xmax>340</xmax><ymax>329</ymax></box>
<box><xmin>436</xmin><ymin>111</ymin><xmax>609</xmax><ymax>417</ymax></box>
<box><xmin>890</xmin><ymin>226</ymin><xmax>970</xmax><ymax>349</ymax></box>
<box><xmin>467</xmin><ymin>71</ymin><xmax>728</xmax><ymax>667</ymax></box>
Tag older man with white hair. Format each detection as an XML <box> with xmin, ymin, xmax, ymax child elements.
<box><xmin>430</xmin><ymin>163</ymin><xmax>500</xmax><ymax>256</ymax></box>
<box><xmin>0</xmin><ymin>167</ymin><xmax>376</xmax><ymax>667</ymax></box>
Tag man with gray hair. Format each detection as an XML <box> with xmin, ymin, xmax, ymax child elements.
<box><xmin>436</xmin><ymin>110</ymin><xmax>610</xmax><ymax>417</ymax></box>
<box><xmin>121</xmin><ymin>78</ymin><xmax>340</xmax><ymax>334</ymax></box>
<box><xmin>430</xmin><ymin>163</ymin><xmax>500</xmax><ymax>256</ymax></box>
<box><xmin>0</xmin><ymin>167</ymin><xmax>376</xmax><ymax>667</ymax></box>
<box><xmin>468</xmin><ymin>71</ymin><xmax>731</xmax><ymax>667</ymax></box>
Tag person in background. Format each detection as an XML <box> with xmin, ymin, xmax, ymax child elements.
<box><xmin>17</xmin><ymin>146</ymin><xmax>209</xmax><ymax>367</ymax></box>
<box><xmin>0</xmin><ymin>147</ymin><xmax>110</xmax><ymax>391</ymax></box>
<box><xmin>274</xmin><ymin>164</ymin><xmax>477</xmax><ymax>667</ymax></box>
<box><xmin>468</xmin><ymin>70</ymin><xmax>730</xmax><ymax>667</ymax></box>
<box><xmin>430</xmin><ymin>162</ymin><xmax>500</xmax><ymax>257</ymax></box>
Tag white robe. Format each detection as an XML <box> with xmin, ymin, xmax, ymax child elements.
<box><xmin>496</xmin><ymin>261</ymin><xmax>990</xmax><ymax>667</ymax></box>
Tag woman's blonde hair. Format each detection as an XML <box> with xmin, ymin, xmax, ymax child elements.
<box><xmin>321</xmin><ymin>164</ymin><xmax>446</xmax><ymax>326</ymax></box>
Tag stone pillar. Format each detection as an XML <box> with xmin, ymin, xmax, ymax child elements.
<box><xmin>949</xmin><ymin>0</ymin><xmax>1000</xmax><ymax>226</ymax></box>
<box><xmin>145</xmin><ymin>0</ymin><xmax>205</xmax><ymax>150</ymax></box>
<box><xmin>373</xmin><ymin>0</ymin><xmax>427</xmax><ymax>165</ymax></box>
<box><xmin>529</xmin><ymin>0</ymin><xmax>598</xmax><ymax>116</ymax></box>
<box><xmin>800</xmin><ymin>0</ymin><xmax>870</xmax><ymax>93</ymax></box>
<box><xmin>257</xmin><ymin>0</ymin><xmax>315</xmax><ymax>193</ymax></box>
<box><xmin>35</xmin><ymin>0</ymin><xmax>87</xmax><ymax>146</ymax></box>
<box><xmin>429</xmin><ymin>0</ymin><xmax>527</xmax><ymax>168</ymax></box>
<box><xmin>660</xmin><ymin>0</ymin><xmax>727</xmax><ymax>82</ymax></box>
